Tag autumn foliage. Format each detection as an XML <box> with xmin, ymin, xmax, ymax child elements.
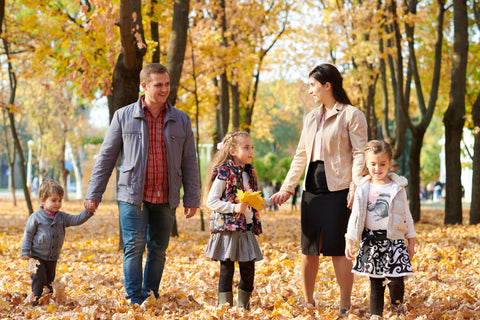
<box><xmin>0</xmin><ymin>200</ymin><xmax>479</xmax><ymax>319</ymax></box>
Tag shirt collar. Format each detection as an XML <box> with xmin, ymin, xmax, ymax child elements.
<box><xmin>41</xmin><ymin>206</ymin><xmax>56</xmax><ymax>219</ymax></box>
<box><xmin>142</xmin><ymin>96</ymin><xmax>167</xmax><ymax>115</ymax></box>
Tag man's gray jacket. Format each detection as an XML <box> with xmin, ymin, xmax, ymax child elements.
<box><xmin>86</xmin><ymin>97</ymin><xmax>201</xmax><ymax>209</ymax></box>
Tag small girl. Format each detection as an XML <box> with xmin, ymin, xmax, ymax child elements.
<box><xmin>21</xmin><ymin>179</ymin><xmax>94</xmax><ymax>305</ymax></box>
<box><xmin>204</xmin><ymin>131</ymin><xmax>264</xmax><ymax>310</ymax></box>
<box><xmin>345</xmin><ymin>140</ymin><xmax>416</xmax><ymax>319</ymax></box>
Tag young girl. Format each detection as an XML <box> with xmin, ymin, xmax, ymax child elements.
<box><xmin>21</xmin><ymin>180</ymin><xmax>94</xmax><ymax>305</ymax></box>
<box><xmin>345</xmin><ymin>140</ymin><xmax>416</xmax><ymax>319</ymax></box>
<box><xmin>204</xmin><ymin>131</ymin><xmax>264</xmax><ymax>310</ymax></box>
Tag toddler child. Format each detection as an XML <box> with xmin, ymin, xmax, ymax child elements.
<box><xmin>21</xmin><ymin>179</ymin><xmax>94</xmax><ymax>305</ymax></box>
<box><xmin>345</xmin><ymin>140</ymin><xmax>416</xmax><ymax>319</ymax></box>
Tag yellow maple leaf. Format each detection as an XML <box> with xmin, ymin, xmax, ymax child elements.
<box><xmin>236</xmin><ymin>190</ymin><xmax>267</xmax><ymax>211</ymax></box>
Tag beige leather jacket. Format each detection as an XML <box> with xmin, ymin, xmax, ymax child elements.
<box><xmin>280</xmin><ymin>103</ymin><xmax>367</xmax><ymax>194</ymax></box>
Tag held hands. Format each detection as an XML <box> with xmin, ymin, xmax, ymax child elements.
<box><xmin>270</xmin><ymin>190</ymin><xmax>292</xmax><ymax>206</ymax></box>
<box><xmin>21</xmin><ymin>255</ymin><xmax>30</xmax><ymax>260</ymax></box>
<box><xmin>84</xmin><ymin>199</ymin><xmax>100</xmax><ymax>214</ymax></box>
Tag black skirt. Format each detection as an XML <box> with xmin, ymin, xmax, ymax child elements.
<box><xmin>301</xmin><ymin>161</ymin><xmax>351</xmax><ymax>256</ymax></box>
<box><xmin>352</xmin><ymin>229</ymin><xmax>413</xmax><ymax>278</ymax></box>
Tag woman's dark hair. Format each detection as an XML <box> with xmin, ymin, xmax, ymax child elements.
<box><xmin>309</xmin><ymin>64</ymin><xmax>352</xmax><ymax>105</ymax></box>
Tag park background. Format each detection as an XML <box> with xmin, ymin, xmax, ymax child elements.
<box><xmin>0</xmin><ymin>0</ymin><xmax>479</xmax><ymax>318</ymax></box>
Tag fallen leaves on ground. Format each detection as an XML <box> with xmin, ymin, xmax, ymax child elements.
<box><xmin>0</xmin><ymin>200</ymin><xmax>479</xmax><ymax>319</ymax></box>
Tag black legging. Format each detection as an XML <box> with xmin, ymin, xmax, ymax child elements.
<box><xmin>31</xmin><ymin>258</ymin><xmax>57</xmax><ymax>298</ymax></box>
<box><xmin>370</xmin><ymin>276</ymin><xmax>404</xmax><ymax>316</ymax></box>
<box><xmin>218</xmin><ymin>260</ymin><xmax>255</xmax><ymax>293</ymax></box>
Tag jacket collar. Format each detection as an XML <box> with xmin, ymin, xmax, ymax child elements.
<box><xmin>355</xmin><ymin>172</ymin><xmax>408</xmax><ymax>187</ymax></box>
<box><xmin>319</xmin><ymin>102</ymin><xmax>347</xmax><ymax>119</ymax></box>
<box><xmin>133</xmin><ymin>96</ymin><xmax>176</xmax><ymax>122</ymax></box>
<box><xmin>226</xmin><ymin>159</ymin><xmax>253</xmax><ymax>174</ymax></box>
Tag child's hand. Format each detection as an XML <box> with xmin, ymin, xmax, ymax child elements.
<box><xmin>233</xmin><ymin>202</ymin><xmax>249</xmax><ymax>215</ymax></box>
<box><xmin>345</xmin><ymin>239</ymin><xmax>355</xmax><ymax>260</ymax></box>
<box><xmin>21</xmin><ymin>255</ymin><xmax>30</xmax><ymax>260</ymax></box>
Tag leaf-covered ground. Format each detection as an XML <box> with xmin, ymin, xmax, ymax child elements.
<box><xmin>0</xmin><ymin>200</ymin><xmax>479</xmax><ymax>319</ymax></box>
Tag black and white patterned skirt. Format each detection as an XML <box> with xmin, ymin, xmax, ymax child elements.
<box><xmin>352</xmin><ymin>229</ymin><xmax>413</xmax><ymax>278</ymax></box>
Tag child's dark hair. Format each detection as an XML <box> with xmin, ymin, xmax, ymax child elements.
<box><xmin>361</xmin><ymin>140</ymin><xmax>393</xmax><ymax>176</ymax></box>
<box><xmin>38</xmin><ymin>179</ymin><xmax>64</xmax><ymax>200</ymax></box>
<box><xmin>203</xmin><ymin>131</ymin><xmax>258</xmax><ymax>206</ymax></box>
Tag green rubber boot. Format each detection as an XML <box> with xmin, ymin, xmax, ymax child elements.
<box><xmin>217</xmin><ymin>291</ymin><xmax>233</xmax><ymax>307</ymax></box>
<box><xmin>237</xmin><ymin>288</ymin><xmax>252</xmax><ymax>310</ymax></box>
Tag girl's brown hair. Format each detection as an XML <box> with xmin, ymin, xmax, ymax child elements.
<box><xmin>38</xmin><ymin>179</ymin><xmax>64</xmax><ymax>200</ymax></box>
<box><xmin>202</xmin><ymin>131</ymin><xmax>259</xmax><ymax>206</ymax></box>
<box><xmin>360</xmin><ymin>140</ymin><xmax>393</xmax><ymax>177</ymax></box>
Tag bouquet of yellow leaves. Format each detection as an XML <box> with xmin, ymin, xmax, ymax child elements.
<box><xmin>236</xmin><ymin>190</ymin><xmax>267</xmax><ymax>211</ymax></box>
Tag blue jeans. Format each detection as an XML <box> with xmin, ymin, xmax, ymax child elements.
<box><xmin>119</xmin><ymin>201</ymin><xmax>175</xmax><ymax>304</ymax></box>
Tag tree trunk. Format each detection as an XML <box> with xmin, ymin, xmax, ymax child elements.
<box><xmin>0</xmin><ymin>0</ymin><xmax>32</xmax><ymax>213</ymax></box>
<box><xmin>404</xmin><ymin>0</ymin><xmax>445</xmax><ymax>222</ymax></box>
<box><xmin>110</xmin><ymin>0</ymin><xmax>147</xmax><ymax>250</ymax></box>
<box><xmin>165</xmin><ymin>0</ymin><xmax>190</xmax><ymax>237</ymax></box>
<box><xmin>9</xmin><ymin>162</ymin><xmax>16</xmax><ymax>205</ymax></box>
<box><xmin>189</xmin><ymin>35</ymin><xmax>205</xmax><ymax>230</ymax></box>
<box><xmin>219</xmin><ymin>71</ymin><xmax>230</xmax><ymax>136</ymax></box>
<box><xmin>218</xmin><ymin>0</ymin><xmax>230</xmax><ymax>138</ymax></box>
<box><xmin>443</xmin><ymin>0</ymin><xmax>468</xmax><ymax>225</ymax></box>
<box><xmin>60</xmin><ymin>140</ymin><xmax>69</xmax><ymax>201</ymax></box>
<box><xmin>149</xmin><ymin>0</ymin><xmax>160</xmax><ymax>63</ymax></box>
<box><xmin>408</xmin><ymin>131</ymin><xmax>426</xmax><ymax>222</ymax></box>
<box><xmin>2</xmin><ymin>110</ymin><xmax>16</xmax><ymax>206</ymax></box>
<box><xmin>8</xmin><ymin>111</ymin><xmax>33</xmax><ymax>213</ymax></box>
<box><xmin>470</xmin><ymin>94</ymin><xmax>480</xmax><ymax>224</ymax></box>
<box><xmin>231</xmin><ymin>71</ymin><xmax>240</xmax><ymax>131</ymax></box>
<box><xmin>166</xmin><ymin>0</ymin><xmax>190</xmax><ymax>105</ymax></box>
<box><xmin>363</xmin><ymin>72</ymin><xmax>378</xmax><ymax>140</ymax></box>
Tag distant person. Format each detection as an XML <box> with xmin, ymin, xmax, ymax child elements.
<box><xmin>84</xmin><ymin>63</ymin><xmax>201</xmax><ymax>305</ymax></box>
<box><xmin>426</xmin><ymin>181</ymin><xmax>435</xmax><ymax>200</ymax></box>
<box><xmin>204</xmin><ymin>131</ymin><xmax>265</xmax><ymax>309</ymax></box>
<box><xmin>271</xmin><ymin>63</ymin><xmax>368</xmax><ymax>314</ymax></box>
<box><xmin>262</xmin><ymin>182</ymin><xmax>275</xmax><ymax>211</ymax></box>
<box><xmin>21</xmin><ymin>180</ymin><xmax>93</xmax><ymax>306</ymax></box>
<box><xmin>433</xmin><ymin>181</ymin><xmax>443</xmax><ymax>201</ymax></box>
<box><xmin>31</xmin><ymin>177</ymin><xmax>39</xmax><ymax>196</ymax></box>
<box><xmin>345</xmin><ymin>140</ymin><xmax>416</xmax><ymax>319</ymax></box>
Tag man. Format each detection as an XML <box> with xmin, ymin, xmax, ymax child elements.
<box><xmin>84</xmin><ymin>63</ymin><xmax>200</xmax><ymax>305</ymax></box>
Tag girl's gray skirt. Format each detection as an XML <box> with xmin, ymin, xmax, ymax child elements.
<box><xmin>205</xmin><ymin>229</ymin><xmax>263</xmax><ymax>262</ymax></box>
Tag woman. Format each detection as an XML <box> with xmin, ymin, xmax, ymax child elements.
<box><xmin>271</xmin><ymin>63</ymin><xmax>367</xmax><ymax>314</ymax></box>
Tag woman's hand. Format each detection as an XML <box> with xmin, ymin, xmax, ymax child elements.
<box><xmin>270</xmin><ymin>190</ymin><xmax>292</xmax><ymax>206</ymax></box>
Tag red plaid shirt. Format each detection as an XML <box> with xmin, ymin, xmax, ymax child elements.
<box><xmin>142</xmin><ymin>97</ymin><xmax>169</xmax><ymax>203</ymax></box>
